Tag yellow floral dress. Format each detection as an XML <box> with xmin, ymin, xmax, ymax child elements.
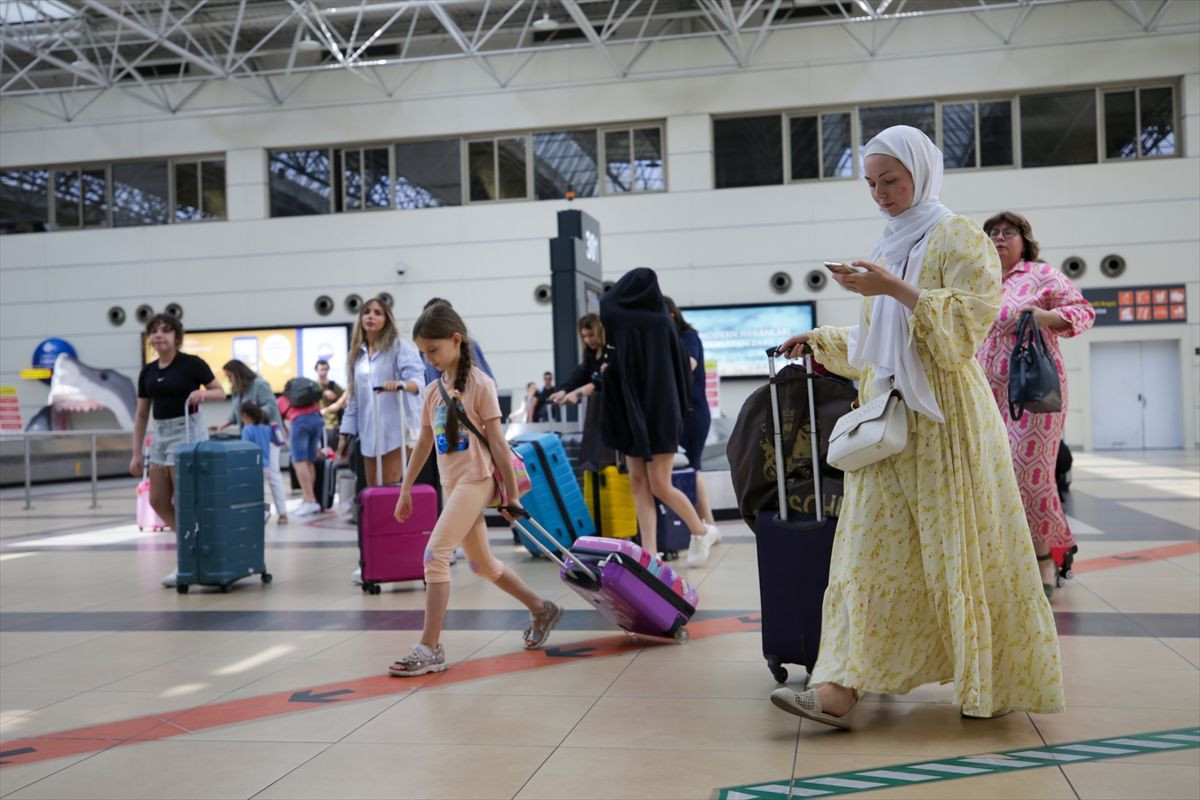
<box><xmin>807</xmin><ymin>215</ymin><xmax>1065</xmax><ymax>716</ymax></box>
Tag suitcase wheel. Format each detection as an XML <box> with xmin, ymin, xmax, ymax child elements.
<box><xmin>766</xmin><ymin>656</ymin><xmax>788</xmax><ymax>684</ymax></box>
<box><xmin>176</xmin><ymin>584</ymin><xmax>189</xmax><ymax>595</ymax></box>
<box><xmin>673</xmin><ymin>627</ymin><xmax>689</xmax><ymax>645</ymax></box>
<box><xmin>366</xmin><ymin>582</ymin><xmax>382</xmax><ymax>595</ymax></box>
<box><xmin>261</xmin><ymin>573</ymin><xmax>273</xmax><ymax>584</ymax></box>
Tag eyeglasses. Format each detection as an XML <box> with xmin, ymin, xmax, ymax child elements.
<box><xmin>988</xmin><ymin>227</ymin><xmax>1020</xmax><ymax>241</ymax></box>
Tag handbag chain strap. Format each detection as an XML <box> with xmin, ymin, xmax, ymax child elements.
<box><xmin>436</xmin><ymin>379</ymin><xmax>491</xmax><ymax>448</ymax></box>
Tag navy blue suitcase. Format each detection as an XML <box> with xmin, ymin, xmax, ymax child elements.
<box><xmin>175</xmin><ymin>439</ymin><xmax>272</xmax><ymax>594</ymax></box>
<box><xmin>655</xmin><ymin>468</ymin><xmax>697</xmax><ymax>560</ymax></box>
<box><xmin>511</xmin><ymin>433</ymin><xmax>596</xmax><ymax>556</ymax></box>
<box><xmin>753</xmin><ymin>350</ymin><xmax>837</xmax><ymax>685</ymax></box>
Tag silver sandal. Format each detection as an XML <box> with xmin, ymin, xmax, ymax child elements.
<box><xmin>523</xmin><ymin>600</ymin><xmax>563</xmax><ymax>650</ymax></box>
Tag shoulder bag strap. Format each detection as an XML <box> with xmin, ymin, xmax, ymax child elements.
<box><xmin>436</xmin><ymin>380</ymin><xmax>489</xmax><ymax>448</ymax></box>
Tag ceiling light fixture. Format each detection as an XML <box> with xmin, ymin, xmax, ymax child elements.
<box><xmin>297</xmin><ymin>34</ymin><xmax>323</xmax><ymax>51</ymax></box>
<box><xmin>532</xmin><ymin>13</ymin><xmax>559</xmax><ymax>32</ymax></box>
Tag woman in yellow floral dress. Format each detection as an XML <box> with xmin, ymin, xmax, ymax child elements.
<box><xmin>770</xmin><ymin>126</ymin><xmax>1064</xmax><ymax>726</ymax></box>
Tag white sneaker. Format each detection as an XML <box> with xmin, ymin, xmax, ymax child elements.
<box><xmin>351</xmin><ymin>567</ymin><xmax>363</xmax><ymax>585</ymax></box>
<box><xmin>685</xmin><ymin>527</ymin><xmax>714</xmax><ymax>568</ymax></box>
<box><xmin>706</xmin><ymin>523</ymin><xmax>722</xmax><ymax>545</ymax></box>
<box><xmin>295</xmin><ymin>501</ymin><xmax>321</xmax><ymax>516</ymax></box>
<box><xmin>161</xmin><ymin>570</ymin><xmax>178</xmax><ymax>588</ymax></box>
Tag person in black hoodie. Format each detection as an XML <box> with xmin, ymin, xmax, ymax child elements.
<box><xmin>599</xmin><ymin>268</ymin><xmax>721</xmax><ymax>567</ymax></box>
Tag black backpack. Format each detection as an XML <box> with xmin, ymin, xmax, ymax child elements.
<box><xmin>283</xmin><ymin>377</ymin><xmax>322</xmax><ymax>407</ymax></box>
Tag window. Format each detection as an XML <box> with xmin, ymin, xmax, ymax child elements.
<box><xmin>1021</xmin><ymin>90</ymin><xmax>1096</xmax><ymax>168</ymax></box>
<box><xmin>174</xmin><ymin>158</ymin><xmax>226</xmax><ymax>221</ymax></box>
<box><xmin>534</xmin><ymin>130</ymin><xmax>599</xmax><ymax>200</ymax></box>
<box><xmin>52</xmin><ymin>167</ymin><xmax>108</xmax><ymax>230</ymax></box>
<box><xmin>978</xmin><ymin>101</ymin><xmax>1013</xmax><ymax>167</ymax></box>
<box><xmin>713</xmin><ymin>116</ymin><xmax>782</xmax><ymax>189</ymax></box>
<box><xmin>394</xmin><ymin>139</ymin><xmax>461</xmax><ymax>209</ymax></box>
<box><xmin>939</xmin><ymin>100</ymin><xmax>1012</xmax><ymax>170</ymax></box>
<box><xmin>789</xmin><ymin>112</ymin><xmax>853</xmax><ymax>180</ymax></box>
<box><xmin>269</xmin><ymin>149</ymin><xmax>332</xmax><ymax>216</ymax></box>
<box><xmin>860</xmin><ymin>103</ymin><xmax>935</xmax><ymax>150</ymax></box>
<box><xmin>1104</xmin><ymin>86</ymin><xmax>1175</xmax><ymax>160</ymax></box>
<box><xmin>339</xmin><ymin>147</ymin><xmax>391</xmax><ymax>211</ymax></box>
<box><xmin>111</xmin><ymin>161</ymin><xmax>170</xmax><ymax>227</ymax></box>
<box><xmin>468</xmin><ymin>137</ymin><xmax>527</xmax><ymax>202</ymax></box>
<box><xmin>0</xmin><ymin>168</ymin><xmax>49</xmax><ymax>234</ymax></box>
<box><xmin>601</xmin><ymin>126</ymin><xmax>664</xmax><ymax>193</ymax></box>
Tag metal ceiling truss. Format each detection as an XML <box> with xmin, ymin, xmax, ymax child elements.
<box><xmin>0</xmin><ymin>0</ymin><xmax>1188</xmax><ymax>122</ymax></box>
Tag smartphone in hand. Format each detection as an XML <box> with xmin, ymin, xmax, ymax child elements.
<box><xmin>824</xmin><ymin>261</ymin><xmax>868</xmax><ymax>275</ymax></box>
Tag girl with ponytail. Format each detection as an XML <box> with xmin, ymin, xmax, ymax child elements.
<box><xmin>388</xmin><ymin>302</ymin><xmax>563</xmax><ymax>677</ymax></box>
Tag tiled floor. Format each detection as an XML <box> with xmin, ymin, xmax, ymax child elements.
<box><xmin>0</xmin><ymin>451</ymin><xmax>1197</xmax><ymax>799</ymax></box>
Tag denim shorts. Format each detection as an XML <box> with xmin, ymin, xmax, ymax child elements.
<box><xmin>289</xmin><ymin>412</ymin><xmax>324</xmax><ymax>462</ymax></box>
<box><xmin>149</xmin><ymin>414</ymin><xmax>208</xmax><ymax>467</ymax></box>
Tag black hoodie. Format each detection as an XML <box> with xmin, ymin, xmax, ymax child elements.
<box><xmin>598</xmin><ymin>268</ymin><xmax>691</xmax><ymax>459</ymax></box>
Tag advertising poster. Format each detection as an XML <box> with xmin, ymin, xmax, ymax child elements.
<box><xmin>682</xmin><ymin>302</ymin><xmax>816</xmax><ymax>378</ymax></box>
<box><xmin>1082</xmin><ymin>284</ymin><xmax>1187</xmax><ymax>326</ymax></box>
<box><xmin>704</xmin><ymin>359</ymin><xmax>721</xmax><ymax>418</ymax></box>
<box><xmin>144</xmin><ymin>325</ymin><xmax>349</xmax><ymax>392</ymax></box>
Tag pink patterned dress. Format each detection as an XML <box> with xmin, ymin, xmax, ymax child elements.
<box><xmin>977</xmin><ymin>261</ymin><xmax>1095</xmax><ymax>549</ymax></box>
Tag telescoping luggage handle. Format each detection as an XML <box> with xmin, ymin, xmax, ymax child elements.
<box><xmin>765</xmin><ymin>347</ymin><xmax>824</xmax><ymax>524</ymax></box>
<box><xmin>506</xmin><ymin>507</ymin><xmax>599</xmax><ymax>584</ymax></box>
<box><xmin>370</xmin><ymin>382</ymin><xmax>407</xmax><ymax>487</ymax></box>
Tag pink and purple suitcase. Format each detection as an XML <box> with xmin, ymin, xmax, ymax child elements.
<box><xmin>513</xmin><ymin>516</ymin><xmax>698</xmax><ymax>642</ymax></box>
<box><xmin>357</xmin><ymin>385</ymin><xmax>437</xmax><ymax>595</ymax></box>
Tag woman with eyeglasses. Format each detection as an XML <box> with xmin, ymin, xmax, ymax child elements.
<box><xmin>976</xmin><ymin>211</ymin><xmax>1095</xmax><ymax>600</ymax></box>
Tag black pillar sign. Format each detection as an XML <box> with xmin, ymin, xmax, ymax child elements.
<box><xmin>549</xmin><ymin>210</ymin><xmax>604</xmax><ymax>420</ymax></box>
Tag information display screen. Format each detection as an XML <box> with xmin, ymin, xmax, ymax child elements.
<box><xmin>143</xmin><ymin>324</ymin><xmax>350</xmax><ymax>392</ymax></box>
<box><xmin>681</xmin><ymin>302</ymin><xmax>816</xmax><ymax>378</ymax></box>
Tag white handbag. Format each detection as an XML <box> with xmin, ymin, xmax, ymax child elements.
<box><xmin>827</xmin><ymin>388</ymin><xmax>909</xmax><ymax>472</ymax></box>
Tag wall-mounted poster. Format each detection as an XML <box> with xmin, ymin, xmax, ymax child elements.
<box><xmin>1082</xmin><ymin>284</ymin><xmax>1187</xmax><ymax>327</ymax></box>
<box><xmin>143</xmin><ymin>324</ymin><xmax>350</xmax><ymax>392</ymax></box>
<box><xmin>681</xmin><ymin>302</ymin><xmax>816</xmax><ymax>379</ymax></box>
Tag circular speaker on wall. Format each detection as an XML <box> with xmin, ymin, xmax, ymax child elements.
<box><xmin>314</xmin><ymin>295</ymin><xmax>334</xmax><ymax>316</ymax></box>
<box><xmin>164</xmin><ymin>303</ymin><xmax>183</xmax><ymax>320</ymax></box>
<box><xmin>135</xmin><ymin>304</ymin><xmax>154</xmax><ymax>324</ymax></box>
<box><xmin>107</xmin><ymin>306</ymin><xmax>126</xmax><ymax>326</ymax></box>
<box><xmin>769</xmin><ymin>271</ymin><xmax>792</xmax><ymax>294</ymax></box>
<box><xmin>345</xmin><ymin>294</ymin><xmax>363</xmax><ymax>314</ymax></box>
<box><xmin>1100</xmin><ymin>254</ymin><xmax>1126</xmax><ymax>278</ymax></box>
<box><xmin>377</xmin><ymin>292</ymin><xmax>394</xmax><ymax>308</ymax></box>
<box><xmin>1061</xmin><ymin>256</ymin><xmax>1086</xmax><ymax>279</ymax></box>
<box><xmin>533</xmin><ymin>284</ymin><xmax>553</xmax><ymax>305</ymax></box>
<box><xmin>805</xmin><ymin>269</ymin><xmax>827</xmax><ymax>291</ymax></box>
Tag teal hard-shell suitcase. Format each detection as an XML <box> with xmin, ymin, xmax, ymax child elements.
<box><xmin>174</xmin><ymin>439</ymin><xmax>272</xmax><ymax>593</ymax></box>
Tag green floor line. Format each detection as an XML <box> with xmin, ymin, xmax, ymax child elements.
<box><xmin>716</xmin><ymin>726</ymin><xmax>1200</xmax><ymax>799</ymax></box>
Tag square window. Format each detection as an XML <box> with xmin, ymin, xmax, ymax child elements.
<box><xmin>395</xmin><ymin>139</ymin><xmax>462</xmax><ymax>209</ymax></box>
<box><xmin>1020</xmin><ymin>90</ymin><xmax>1097</xmax><ymax>168</ymax></box>
<box><xmin>942</xmin><ymin>103</ymin><xmax>976</xmax><ymax>169</ymax></box>
<box><xmin>789</xmin><ymin>116</ymin><xmax>819</xmax><ymax>181</ymax></box>
<box><xmin>714</xmin><ymin>115</ymin><xmax>783</xmax><ymax>189</ymax></box>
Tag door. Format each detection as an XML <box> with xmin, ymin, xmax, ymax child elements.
<box><xmin>1140</xmin><ymin>340</ymin><xmax>1183</xmax><ymax>448</ymax></box>
<box><xmin>1090</xmin><ymin>340</ymin><xmax>1184</xmax><ymax>450</ymax></box>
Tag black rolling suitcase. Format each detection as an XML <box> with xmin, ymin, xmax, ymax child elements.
<box><xmin>754</xmin><ymin>347</ymin><xmax>838</xmax><ymax>685</ymax></box>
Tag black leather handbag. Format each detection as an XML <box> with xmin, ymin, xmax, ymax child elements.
<box><xmin>1008</xmin><ymin>309</ymin><xmax>1063</xmax><ymax>420</ymax></box>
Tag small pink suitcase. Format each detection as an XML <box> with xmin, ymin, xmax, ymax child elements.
<box><xmin>136</xmin><ymin>478</ymin><xmax>168</xmax><ymax>531</ymax></box>
<box><xmin>357</xmin><ymin>385</ymin><xmax>437</xmax><ymax>595</ymax></box>
<box><xmin>137</xmin><ymin>437</ymin><xmax>168</xmax><ymax>532</ymax></box>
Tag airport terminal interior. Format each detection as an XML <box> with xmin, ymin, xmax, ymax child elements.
<box><xmin>1</xmin><ymin>1</ymin><xmax>1198</xmax><ymax>799</ymax></box>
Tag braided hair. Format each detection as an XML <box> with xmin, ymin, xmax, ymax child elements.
<box><xmin>412</xmin><ymin>301</ymin><xmax>473</xmax><ymax>451</ymax></box>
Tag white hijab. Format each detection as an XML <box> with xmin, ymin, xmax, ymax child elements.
<box><xmin>848</xmin><ymin>125</ymin><xmax>952</xmax><ymax>423</ymax></box>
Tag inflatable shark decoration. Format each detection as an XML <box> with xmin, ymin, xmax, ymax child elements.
<box><xmin>44</xmin><ymin>353</ymin><xmax>137</xmax><ymax>430</ymax></box>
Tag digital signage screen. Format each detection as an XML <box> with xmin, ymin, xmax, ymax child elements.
<box><xmin>143</xmin><ymin>324</ymin><xmax>351</xmax><ymax>393</ymax></box>
<box><xmin>681</xmin><ymin>302</ymin><xmax>817</xmax><ymax>379</ymax></box>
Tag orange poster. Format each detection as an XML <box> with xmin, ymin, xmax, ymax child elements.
<box><xmin>1118</xmin><ymin>291</ymin><xmax>1133</xmax><ymax>305</ymax></box>
<box><xmin>1153</xmin><ymin>289</ymin><xmax>1169</xmax><ymax>304</ymax></box>
<box><xmin>1135</xmin><ymin>307</ymin><xmax>1152</xmax><ymax>321</ymax></box>
<box><xmin>1171</xmin><ymin>305</ymin><xmax>1186</xmax><ymax>319</ymax></box>
<box><xmin>1152</xmin><ymin>306</ymin><xmax>1169</xmax><ymax>320</ymax></box>
<box><xmin>1135</xmin><ymin>290</ymin><xmax>1152</xmax><ymax>305</ymax></box>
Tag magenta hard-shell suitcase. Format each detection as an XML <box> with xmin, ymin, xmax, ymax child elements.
<box><xmin>357</xmin><ymin>385</ymin><xmax>437</xmax><ymax>595</ymax></box>
<box><xmin>512</xmin><ymin>514</ymin><xmax>698</xmax><ymax>643</ymax></box>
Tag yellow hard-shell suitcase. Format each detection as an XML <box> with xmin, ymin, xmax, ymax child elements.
<box><xmin>584</xmin><ymin>466</ymin><xmax>639</xmax><ymax>539</ymax></box>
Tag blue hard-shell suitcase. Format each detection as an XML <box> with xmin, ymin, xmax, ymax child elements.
<box><xmin>655</xmin><ymin>468</ymin><xmax>697</xmax><ymax>560</ymax></box>
<box><xmin>511</xmin><ymin>433</ymin><xmax>596</xmax><ymax>556</ymax></box>
<box><xmin>174</xmin><ymin>439</ymin><xmax>272</xmax><ymax>594</ymax></box>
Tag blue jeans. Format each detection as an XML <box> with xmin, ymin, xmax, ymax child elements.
<box><xmin>289</xmin><ymin>412</ymin><xmax>324</xmax><ymax>462</ymax></box>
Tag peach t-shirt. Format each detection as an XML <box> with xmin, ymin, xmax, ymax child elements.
<box><xmin>421</xmin><ymin>365</ymin><xmax>501</xmax><ymax>487</ymax></box>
